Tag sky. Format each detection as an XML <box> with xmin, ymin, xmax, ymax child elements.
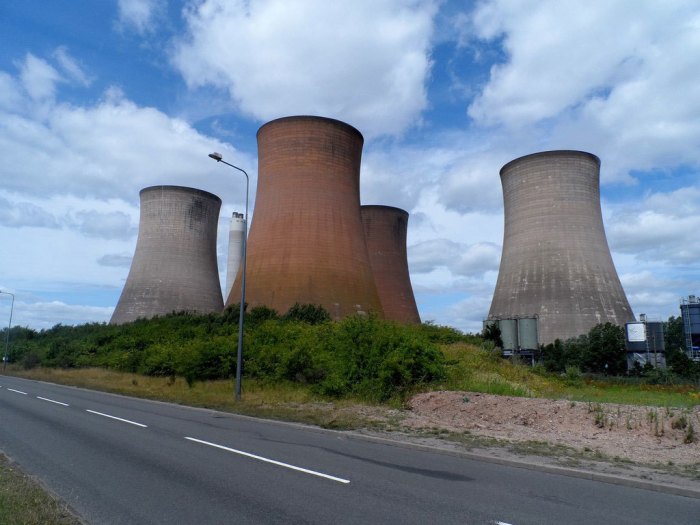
<box><xmin>1</xmin><ymin>0</ymin><xmax>699</xmax><ymax>334</ymax></box>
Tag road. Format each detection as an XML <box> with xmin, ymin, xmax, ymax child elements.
<box><xmin>0</xmin><ymin>375</ymin><xmax>697</xmax><ymax>524</ymax></box>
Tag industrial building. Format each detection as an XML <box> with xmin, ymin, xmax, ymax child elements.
<box><xmin>681</xmin><ymin>295</ymin><xmax>700</xmax><ymax>361</ymax></box>
<box><xmin>228</xmin><ymin>116</ymin><xmax>383</xmax><ymax>319</ymax></box>
<box><xmin>111</xmin><ymin>186</ymin><xmax>224</xmax><ymax>324</ymax></box>
<box><xmin>225</xmin><ymin>212</ymin><xmax>245</xmax><ymax>301</ymax></box>
<box><xmin>361</xmin><ymin>205</ymin><xmax>420</xmax><ymax>324</ymax></box>
<box><xmin>483</xmin><ymin>317</ymin><xmax>539</xmax><ymax>363</ymax></box>
<box><xmin>488</xmin><ymin>150</ymin><xmax>635</xmax><ymax>344</ymax></box>
<box><xmin>625</xmin><ymin>315</ymin><xmax>666</xmax><ymax>369</ymax></box>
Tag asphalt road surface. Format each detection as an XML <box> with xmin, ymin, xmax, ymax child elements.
<box><xmin>0</xmin><ymin>375</ymin><xmax>697</xmax><ymax>524</ymax></box>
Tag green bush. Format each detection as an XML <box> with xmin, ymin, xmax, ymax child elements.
<box><xmin>315</xmin><ymin>316</ymin><xmax>445</xmax><ymax>401</ymax></box>
<box><xmin>2</xmin><ymin>309</ymin><xmax>447</xmax><ymax>401</ymax></box>
<box><xmin>283</xmin><ymin>303</ymin><xmax>331</xmax><ymax>324</ymax></box>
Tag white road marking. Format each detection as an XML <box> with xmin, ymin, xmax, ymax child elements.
<box><xmin>37</xmin><ymin>396</ymin><xmax>70</xmax><ymax>407</ymax></box>
<box><xmin>495</xmin><ymin>521</ymin><xmax>514</xmax><ymax>525</ymax></box>
<box><xmin>185</xmin><ymin>436</ymin><xmax>351</xmax><ymax>484</ymax></box>
<box><xmin>86</xmin><ymin>409</ymin><xmax>148</xmax><ymax>428</ymax></box>
<box><xmin>7</xmin><ymin>388</ymin><xmax>27</xmax><ymax>395</ymax></box>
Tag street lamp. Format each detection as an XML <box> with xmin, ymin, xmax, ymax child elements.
<box><xmin>209</xmin><ymin>152</ymin><xmax>249</xmax><ymax>402</ymax></box>
<box><xmin>0</xmin><ymin>291</ymin><xmax>15</xmax><ymax>372</ymax></box>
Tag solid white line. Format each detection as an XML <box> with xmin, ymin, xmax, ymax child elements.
<box><xmin>7</xmin><ymin>388</ymin><xmax>27</xmax><ymax>395</ymax></box>
<box><xmin>86</xmin><ymin>409</ymin><xmax>148</xmax><ymax>428</ymax></box>
<box><xmin>37</xmin><ymin>396</ymin><xmax>70</xmax><ymax>407</ymax></box>
<box><xmin>185</xmin><ymin>436</ymin><xmax>350</xmax><ymax>484</ymax></box>
<box><xmin>495</xmin><ymin>521</ymin><xmax>514</xmax><ymax>525</ymax></box>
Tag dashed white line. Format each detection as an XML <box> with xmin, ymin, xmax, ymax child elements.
<box><xmin>7</xmin><ymin>388</ymin><xmax>27</xmax><ymax>395</ymax></box>
<box><xmin>86</xmin><ymin>409</ymin><xmax>148</xmax><ymax>428</ymax></box>
<box><xmin>185</xmin><ymin>437</ymin><xmax>351</xmax><ymax>484</ymax></box>
<box><xmin>37</xmin><ymin>396</ymin><xmax>70</xmax><ymax>407</ymax></box>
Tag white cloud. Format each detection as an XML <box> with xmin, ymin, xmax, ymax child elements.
<box><xmin>4</xmin><ymin>299</ymin><xmax>114</xmax><ymax>330</ymax></box>
<box><xmin>53</xmin><ymin>46</ymin><xmax>92</xmax><ymax>87</ymax></box>
<box><xmin>97</xmin><ymin>254</ymin><xmax>133</xmax><ymax>268</ymax></box>
<box><xmin>69</xmin><ymin>210</ymin><xmax>136</xmax><ymax>240</ymax></box>
<box><xmin>409</xmin><ymin>239</ymin><xmax>500</xmax><ymax>276</ymax></box>
<box><xmin>0</xmin><ymin>197</ymin><xmax>61</xmax><ymax>229</ymax></box>
<box><xmin>0</xmin><ymin>55</ymin><xmax>248</xmax><ymax>204</ymax></box>
<box><xmin>464</xmin><ymin>1</ymin><xmax>700</xmax><ymax>183</ymax></box>
<box><xmin>172</xmin><ymin>0</ymin><xmax>438</xmax><ymax>138</ymax></box>
<box><xmin>117</xmin><ymin>0</ymin><xmax>163</xmax><ymax>34</ymax></box>
<box><xmin>606</xmin><ymin>186</ymin><xmax>700</xmax><ymax>264</ymax></box>
<box><xmin>18</xmin><ymin>53</ymin><xmax>61</xmax><ymax>102</ymax></box>
<box><xmin>0</xmin><ymin>72</ymin><xmax>24</xmax><ymax>111</ymax></box>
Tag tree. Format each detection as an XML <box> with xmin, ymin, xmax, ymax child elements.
<box><xmin>482</xmin><ymin>322</ymin><xmax>503</xmax><ymax>349</ymax></box>
<box><xmin>583</xmin><ymin>323</ymin><xmax>626</xmax><ymax>375</ymax></box>
<box><xmin>542</xmin><ymin>339</ymin><xmax>564</xmax><ymax>372</ymax></box>
<box><xmin>664</xmin><ymin>315</ymin><xmax>685</xmax><ymax>353</ymax></box>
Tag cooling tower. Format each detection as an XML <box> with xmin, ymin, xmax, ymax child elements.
<box><xmin>225</xmin><ymin>212</ymin><xmax>245</xmax><ymax>300</ymax></box>
<box><xmin>361</xmin><ymin>205</ymin><xmax>420</xmax><ymax>324</ymax></box>
<box><xmin>111</xmin><ymin>185</ymin><xmax>223</xmax><ymax>324</ymax></box>
<box><xmin>488</xmin><ymin>150</ymin><xmax>634</xmax><ymax>344</ymax></box>
<box><xmin>228</xmin><ymin>116</ymin><xmax>383</xmax><ymax>319</ymax></box>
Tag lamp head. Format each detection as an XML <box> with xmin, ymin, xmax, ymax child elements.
<box><xmin>209</xmin><ymin>152</ymin><xmax>223</xmax><ymax>162</ymax></box>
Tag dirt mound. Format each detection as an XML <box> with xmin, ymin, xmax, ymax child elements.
<box><xmin>403</xmin><ymin>391</ymin><xmax>700</xmax><ymax>466</ymax></box>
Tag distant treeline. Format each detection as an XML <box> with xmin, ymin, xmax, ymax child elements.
<box><xmin>535</xmin><ymin>317</ymin><xmax>700</xmax><ymax>381</ymax></box>
<box><xmin>2</xmin><ymin>304</ymin><xmax>476</xmax><ymax>401</ymax></box>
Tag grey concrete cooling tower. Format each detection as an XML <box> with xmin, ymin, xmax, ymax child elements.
<box><xmin>361</xmin><ymin>205</ymin><xmax>420</xmax><ymax>324</ymax></box>
<box><xmin>225</xmin><ymin>212</ymin><xmax>245</xmax><ymax>301</ymax></box>
<box><xmin>111</xmin><ymin>185</ymin><xmax>223</xmax><ymax>324</ymax></box>
<box><xmin>228</xmin><ymin>115</ymin><xmax>383</xmax><ymax>319</ymax></box>
<box><xmin>488</xmin><ymin>151</ymin><xmax>634</xmax><ymax>344</ymax></box>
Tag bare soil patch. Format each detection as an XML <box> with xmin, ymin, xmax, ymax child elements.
<box><xmin>316</xmin><ymin>391</ymin><xmax>700</xmax><ymax>491</ymax></box>
<box><xmin>401</xmin><ymin>391</ymin><xmax>700</xmax><ymax>467</ymax></box>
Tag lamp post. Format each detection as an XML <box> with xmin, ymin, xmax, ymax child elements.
<box><xmin>209</xmin><ymin>152</ymin><xmax>248</xmax><ymax>401</ymax></box>
<box><xmin>0</xmin><ymin>291</ymin><xmax>15</xmax><ymax>372</ymax></box>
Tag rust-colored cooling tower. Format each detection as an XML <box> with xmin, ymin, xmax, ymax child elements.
<box><xmin>227</xmin><ymin>116</ymin><xmax>383</xmax><ymax>319</ymax></box>
<box><xmin>361</xmin><ymin>205</ymin><xmax>420</xmax><ymax>324</ymax></box>
<box><xmin>488</xmin><ymin>151</ymin><xmax>634</xmax><ymax>344</ymax></box>
<box><xmin>111</xmin><ymin>185</ymin><xmax>223</xmax><ymax>324</ymax></box>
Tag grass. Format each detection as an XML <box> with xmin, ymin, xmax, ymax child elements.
<box><xmin>439</xmin><ymin>343</ymin><xmax>700</xmax><ymax>408</ymax></box>
<box><xmin>0</xmin><ymin>454</ymin><xmax>81</xmax><ymax>525</ymax></box>
<box><xmin>5</xmin><ymin>367</ymin><xmax>382</xmax><ymax>430</ymax></box>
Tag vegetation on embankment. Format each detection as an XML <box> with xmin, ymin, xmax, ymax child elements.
<box><xmin>2</xmin><ymin>305</ymin><xmax>698</xmax><ymax>410</ymax></box>
<box><xmin>2</xmin><ymin>305</ymin><xmax>460</xmax><ymax>403</ymax></box>
<box><xmin>0</xmin><ymin>454</ymin><xmax>81</xmax><ymax>525</ymax></box>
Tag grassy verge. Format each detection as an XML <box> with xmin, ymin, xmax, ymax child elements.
<box><xmin>440</xmin><ymin>343</ymin><xmax>700</xmax><ymax>408</ymax></box>
<box><xmin>4</xmin><ymin>367</ymin><xmax>386</xmax><ymax>430</ymax></box>
<box><xmin>0</xmin><ymin>453</ymin><xmax>81</xmax><ymax>525</ymax></box>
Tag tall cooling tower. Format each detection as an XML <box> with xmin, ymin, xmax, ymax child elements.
<box><xmin>488</xmin><ymin>151</ymin><xmax>634</xmax><ymax>344</ymax></box>
<box><xmin>225</xmin><ymin>212</ymin><xmax>245</xmax><ymax>300</ymax></box>
<box><xmin>361</xmin><ymin>205</ymin><xmax>420</xmax><ymax>324</ymax></box>
<box><xmin>228</xmin><ymin>116</ymin><xmax>383</xmax><ymax>319</ymax></box>
<box><xmin>111</xmin><ymin>185</ymin><xmax>223</xmax><ymax>324</ymax></box>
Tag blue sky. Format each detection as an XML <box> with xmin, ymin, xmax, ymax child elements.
<box><xmin>1</xmin><ymin>0</ymin><xmax>699</xmax><ymax>333</ymax></box>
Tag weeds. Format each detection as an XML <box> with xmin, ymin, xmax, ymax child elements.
<box><xmin>0</xmin><ymin>454</ymin><xmax>80</xmax><ymax>524</ymax></box>
<box><xmin>672</xmin><ymin>414</ymin><xmax>688</xmax><ymax>430</ymax></box>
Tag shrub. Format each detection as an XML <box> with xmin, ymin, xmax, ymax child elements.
<box><xmin>315</xmin><ymin>315</ymin><xmax>445</xmax><ymax>401</ymax></box>
<box><xmin>283</xmin><ymin>303</ymin><xmax>331</xmax><ymax>324</ymax></box>
<box><xmin>247</xmin><ymin>306</ymin><xmax>279</xmax><ymax>326</ymax></box>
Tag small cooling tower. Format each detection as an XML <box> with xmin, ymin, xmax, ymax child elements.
<box><xmin>488</xmin><ymin>151</ymin><xmax>634</xmax><ymax>344</ymax></box>
<box><xmin>111</xmin><ymin>186</ymin><xmax>223</xmax><ymax>324</ymax></box>
<box><xmin>228</xmin><ymin>116</ymin><xmax>383</xmax><ymax>319</ymax></box>
<box><xmin>225</xmin><ymin>212</ymin><xmax>245</xmax><ymax>300</ymax></box>
<box><xmin>361</xmin><ymin>205</ymin><xmax>420</xmax><ymax>324</ymax></box>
